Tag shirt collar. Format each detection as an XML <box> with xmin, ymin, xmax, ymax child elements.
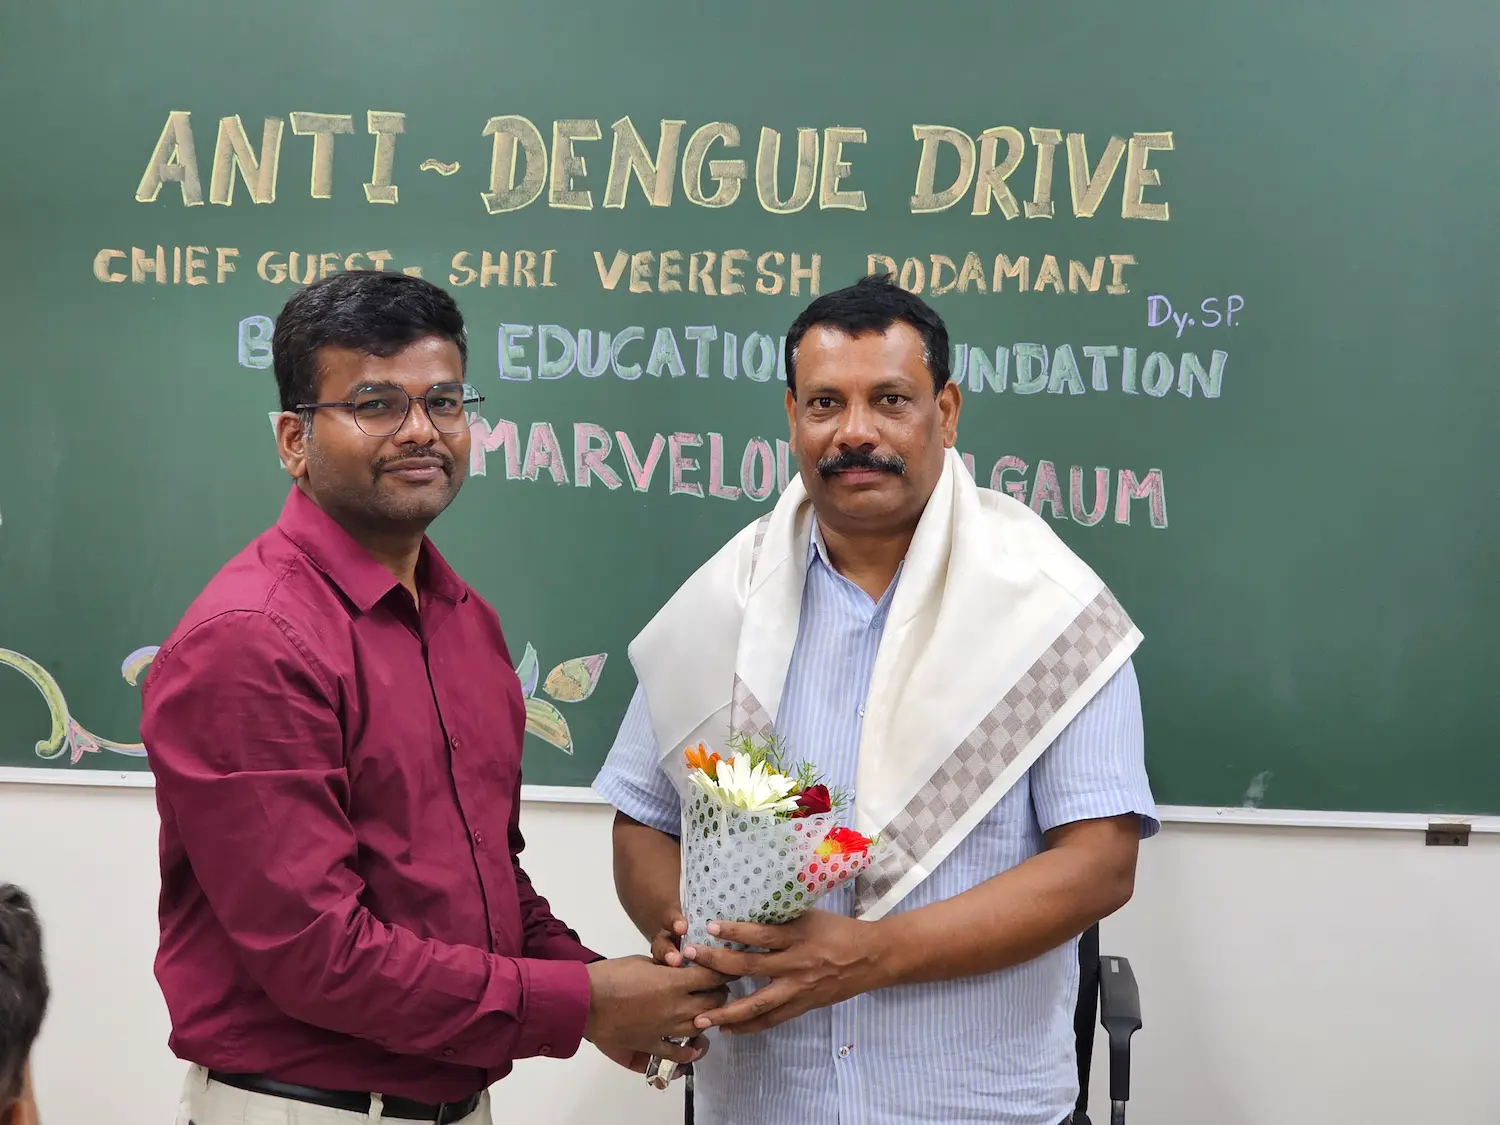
<box><xmin>808</xmin><ymin>520</ymin><xmax>833</xmax><ymax>570</ymax></box>
<box><xmin>806</xmin><ymin>518</ymin><xmax>905</xmax><ymax>608</ymax></box>
<box><xmin>275</xmin><ymin>485</ymin><xmax>467</xmax><ymax>613</ymax></box>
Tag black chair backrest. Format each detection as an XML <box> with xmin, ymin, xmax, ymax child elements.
<box><xmin>1073</xmin><ymin>922</ymin><xmax>1102</xmax><ymax>1122</ymax></box>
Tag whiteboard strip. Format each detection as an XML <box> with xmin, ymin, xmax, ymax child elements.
<box><xmin>0</xmin><ymin>767</ymin><xmax>156</xmax><ymax>789</ymax></box>
<box><xmin>3</xmin><ymin>769</ymin><xmax>1497</xmax><ymax>833</ymax></box>
<box><xmin>0</xmin><ymin>771</ymin><xmax>610</xmax><ymax>802</ymax></box>
<box><xmin>1154</xmin><ymin>804</ymin><xmax>1500</xmax><ymax>833</ymax></box>
<box><xmin>520</xmin><ymin>784</ymin><xmax>609</xmax><ymax>804</ymax></box>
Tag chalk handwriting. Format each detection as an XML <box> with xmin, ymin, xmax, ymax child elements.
<box><xmin>97</xmin><ymin>246</ymin><xmax>1146</xmax><ymax>301</ymax></box>
<box><xmin>588</xmin><ymin>249</ymin><xmax>820</xmax><ymax>297</ymax></box>
<box><xmin>94</xmin><ymin>246</ymin><xmax>241</xmax><ymax>285</ymax></box>
<box><xmin>1148</xmin><ymin>294</ymin><xmax>1245</xmax><ymax>337</ymax></box>
<box><xmin>869</xmin><ymin>252</ymin><xmax>1137</xmax><ymax>296</ymax></box>
<box><xmin>910</xmin><ymin>126</ymin><xmax>1173</xmax><ymax>220</ymax></box>
<box><xmin>235</xmin><ymin>316</ymin><xmax>1228</xmax><ymax>400</ymax></box>
<box><xmin>132</xmin><ymin>111</ymin><xmax>1174</xmax><ymax>219</ymax></box>
<box><xmin>466</xmin><ymin>413</ymin><xmax>1168</xmax><ymax>530</ymax></box>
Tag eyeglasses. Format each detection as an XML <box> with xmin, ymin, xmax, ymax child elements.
<box><xmin>296</xmin><ymin>382</ymin><xmax>485</xmax><ymax>437</ymax></box>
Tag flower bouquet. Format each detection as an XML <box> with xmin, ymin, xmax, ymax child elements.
<box><xmin>645</xmin><ymin>732</ymin><xmax>878</xmax><ymax>1088</ymax></box>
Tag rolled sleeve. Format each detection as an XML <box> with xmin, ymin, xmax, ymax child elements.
<box><xmin>592</xmin><ymin>684</ymin><xmax>682</xmax><ymax>836</ymax></box>
<box><xmin>1031</xmin><ymin>658</ymin><xmax>1160</xmax><ymax>839</ymax></box>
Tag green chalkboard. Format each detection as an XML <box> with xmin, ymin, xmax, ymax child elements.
<box><xmin>0</xmin><ymin>0</ymin><xmax>1494</xmax><ymax>814</ymax></box>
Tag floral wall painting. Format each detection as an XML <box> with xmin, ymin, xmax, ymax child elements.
<box><xmin>0</xmin><ymin>641</ymin><xmax>606</xmax><ymax>766</ymax></box>
<box><xmin>514</xmin><ymin>643</ymin><xmax>607</xmax><ymax>755</ymax></box>
<box><xmin>0</xmin><ymin>646</ymin><xmax>158</xmax><ymax>763</ymax></box>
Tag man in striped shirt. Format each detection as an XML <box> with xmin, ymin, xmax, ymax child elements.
<box><xmin>594</xmin><ymin>275</ymin><xmax>1157</xmax><ymax>1125</ymax></box>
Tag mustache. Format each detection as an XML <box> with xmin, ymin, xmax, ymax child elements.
<box><xmin>817</xmin><ymin>449</ymin><xmax>907</xmax><ymax>478</ymax></box>
<box><xmin>375</xmin><ymin>447</ymin><xmax>455</xmax><ymax>476</ymax></box>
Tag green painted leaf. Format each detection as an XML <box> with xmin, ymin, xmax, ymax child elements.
<box><xmin>515</xmin><ymin>643</ymin><xmax>539</xmax><ymax>698</ymax></box>
<box><xmin>525</xmin><ymin>696</ymin><xmax>573</xmax><ymax>754</ymax></box>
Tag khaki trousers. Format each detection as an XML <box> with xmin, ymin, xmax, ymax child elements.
<box><xmin>174</xmin><ymin>1066</ymin><xmax>493</xmax><ymax>1125</ymax></box>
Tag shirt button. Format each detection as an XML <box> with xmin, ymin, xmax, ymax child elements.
<box><xmin>472</xmin><ymin>831</ymin><xmax>482</xmax><ymax>844</ymax></box>
<box><xmin>837</xmin><ymin>1045</ymin><xmax>851</xmax><ymax>1058</ymax></box>
<box><xmin>539</xmin><ymin>1044</ymin><xmax>554</xmax><ymax>1056</ymax></box>
<box><xmin>443</xmin><ymin>1049</ymin><xmax>455</xmax><ymax>1058</ymax></box>
<box><xmin>451</xmin><ymin>736</ymin><xmax>460</xmax><ymax>749</ymax></box>
<box><xmin>857</xmin><ymin>707</ymin><xmax>865</xmax><ymax>718</ymax></box>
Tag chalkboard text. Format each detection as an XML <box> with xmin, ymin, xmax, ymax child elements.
<box><xmin>94</xmin><ymin>246</ymin><xmax>435</xmax><ymax>285</ymax></box>
<box><xmin>234</xmin><ymin>315</ymin><xmax>1228</xmax><ymax>403</ymax></box>
<box><xmin>588</xmin><ymin>250</ymin><xmax>821</xmax><ymax>296</ymax></box>
<box><xmin>910</xmin><ymin>127</ymin><xmax>1172</xmax><ymax>220</ymax></box>
<box><xmin>866</xmin><ymin>252</ymin><xmax>1137</xmax><ymax>296</ymax></box>
<box><xmin>1147</xmin><ymin>294</ymin><xmax>1245</xmax><ymax>337</ymax></box>
<box><xmin>464</xmin><ymin>413</ymin><xmax>1169</xmax><ymax>529</ymax></box>
<box><xmin>474</xmin><ymin>322</ymin><xmax>1227</xmax><ymax>399</ymax></box>
<box><xmin>131</xmin><ymin>111</ymin><xmax>1174</xmax><ymax>220</ymax></box>
<box><xmin>449</xmin><ymin>250</ymin><xmax>560</xmax><ymax>288</ymax></box>
<box><xmin>93</xmin><ymin>245</ymin><xmax>242</xmax><ymax>285</ymax></box>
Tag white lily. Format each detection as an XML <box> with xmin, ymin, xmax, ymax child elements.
<box><xmin>695</xmin><ymin>754</ymin><xmax>801</xmax><ymax>814</ymax></box>
<box><xmin>689</xmin><ymin>767</ymin><xmax>725</xmax><ymax>801</ymax></box>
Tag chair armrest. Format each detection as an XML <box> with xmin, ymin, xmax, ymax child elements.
<box><xmin>1098</xmin><ymin>954</ymin><xmax>1141</xmax><ymax>1103</ymax></box>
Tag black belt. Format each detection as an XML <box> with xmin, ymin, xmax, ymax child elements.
<box><xmin>207</xmin><ymin>1072</ymin><xmax>482</xmax><ymax>1123</ymax></box>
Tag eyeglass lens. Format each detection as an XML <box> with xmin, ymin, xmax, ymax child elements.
<box><xmin>350</xmin><ymin>383</ymin><xmax>473</xmax><ymax>436</ymax></box>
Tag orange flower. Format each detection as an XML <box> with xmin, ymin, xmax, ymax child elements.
<box><xmin>684</xmin><ymin>743</ymin><xmax>724</xmax><ymax>778</ymax></box>
<box><xmin>814</xmin><ymin>826</ymin><xmax>873</xmax><ymax>858</ymax></box>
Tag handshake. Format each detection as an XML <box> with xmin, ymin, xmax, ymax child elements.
<box><xmin>581</xmin><ymin>923</ymin><xmax>729</xmax><ymax>1076</ymax></box>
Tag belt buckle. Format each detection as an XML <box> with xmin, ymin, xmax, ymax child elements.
<box><xmin>433</xmin><ymin>1100</ymin><xmax>467</xmax><ymax>1125</ymax></box>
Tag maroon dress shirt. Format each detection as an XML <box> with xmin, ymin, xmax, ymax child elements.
<box><xmin>142</xmin><ymin>486</ymin><xmax>598</xmax><ymax>1103</ymax></box>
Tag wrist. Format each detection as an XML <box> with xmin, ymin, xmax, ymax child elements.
<box><xmin>582</xmin><ymin>960</ymin><xmax>603</xmax><ymax>1042</ymax></box>
<box><xmin>862</xmin><ymin>915</ymin><xmax>912</xmax><ymax>991</ymax></box>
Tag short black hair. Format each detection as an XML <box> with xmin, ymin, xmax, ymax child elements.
<box><xmin>271</xmin><ymin>270</ymin><xmax>469</xmax><ymax>412</ymax></box>
<box><xmin>783</xmin><ymin>272</ymin><xmax>950</xmax><ymax>395</ymax></box>
<box><xmin>0</xmin><ymin>885</ymin><xmax>48</xmax><ymax>1107</ymax></box>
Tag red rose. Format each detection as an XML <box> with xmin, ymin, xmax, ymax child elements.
<box><xmin>790</xmin><ymin>784</ymin><xmax>832</xmax><ymax>818</ymax></box>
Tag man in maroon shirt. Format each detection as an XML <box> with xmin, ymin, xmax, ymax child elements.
<box><xmin>141</xmin><ymin>271</ymin><xmax>724</xmax><ymax>1125</ymax></box>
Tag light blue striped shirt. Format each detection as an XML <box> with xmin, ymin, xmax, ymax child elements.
<box><xmin>594</xmin><ymin>530</ymin><xmax>1158</xmax><ymax>1125</ymax></box>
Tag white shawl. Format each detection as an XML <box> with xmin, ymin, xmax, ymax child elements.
<box><xmin>628</xmin><ymin>448</ymin><xmax>1142</xmax><ymax>921</ymax></box>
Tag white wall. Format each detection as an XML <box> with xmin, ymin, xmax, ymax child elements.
<box><xmin>0</xmin><ymin>782</ymin><xmax>1495</xmax><ymax>1125</ymax></box>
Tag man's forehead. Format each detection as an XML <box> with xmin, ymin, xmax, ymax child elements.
<box><xmin>801</xmin><ymin>321</ymin><xmax>925</xmax><ymax>352</ymax></box>
<box><xmin>797</xmin><ymin>323</ymin><xmax>931</xmax><ymax>384</ymax></box>
<box><xmin>316</xmin><ymin>339</ymin><xmax>462</xmax><ymax>391</ymax></box>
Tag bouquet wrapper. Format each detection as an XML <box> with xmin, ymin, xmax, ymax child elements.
<box><xmin>644</xmin><ymin>792</ymin><xmax>877</xmax><ymax>1088</ymax></box>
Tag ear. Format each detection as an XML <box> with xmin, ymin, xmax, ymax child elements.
<box><xmin>783</xmin><ymin>388</ymin><xmax>799</xmax><ymax>457</ymax></box>
<box><xmin>1</xmin><ymin>1061</ymin><xmax>32</xmax><ymax>1125</ymax></box>
<box><xmin>936</xmin><ymin>381</ymin><xmax>962</xmax><ymax>447</ymax></box>
<box><xmin>19</xmin><ymin>1060</ymin><xmax>37</xmax><ymax>1125</ymax></box>
<box><xmin>275</xmin><ymin>411</ymin><xmax>311</xmax><ymax>480</ymax></box>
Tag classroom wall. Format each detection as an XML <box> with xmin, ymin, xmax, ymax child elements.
<box><xmin>0</xmin><ymin>783</ymin><xmax>1495</xmax><ymax>1125</ymax></box>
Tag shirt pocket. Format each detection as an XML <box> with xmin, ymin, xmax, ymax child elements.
<box><xmin>426</xmin><ymin>631</ymin><xmax>526</xmax><ymax>789</ymax></box>
<box><xmin>476</xmin><ymin>661</ymin><xmax>526</xmax><ymax>796</ymax></box>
